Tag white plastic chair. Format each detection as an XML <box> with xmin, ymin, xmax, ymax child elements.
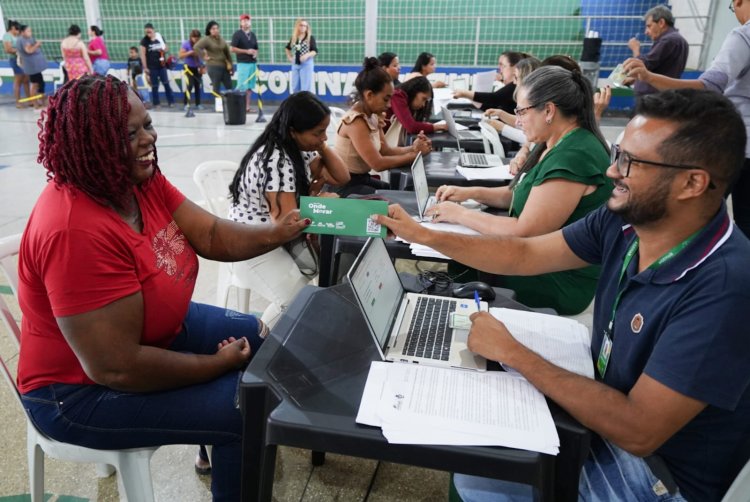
<box><xmin>478</xmin><ymin>121</ymin><xmax>506</xmax><ymax>158</ymax></box>
<box><xmin>192</xmin><ymin>160</ymin><xmax>256</xmax><ymax>312</ymax></box>
<box><xmin>723</xmin><ymin>458</ymin><xmax>750</xmax><ymax>501</ymax></box>
<box><xmin>329</xmin><ymin>106</ymin><xmax>346</xmax><ymax>130</ymax></box>
<box><xmin>0</xmin><ymin>234</ymin><xmax>159</xmax><ymax>502</ymax></box>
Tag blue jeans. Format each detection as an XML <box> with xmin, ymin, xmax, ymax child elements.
<box><xmin>21</xmin><ymin>302</ymin><xmax>264</xmax><ymax>502</ymax></box>
<box><xmin>92</xmin><ymin>58</ymin><xmax>111</xmax><ymax>76</ymax></box>
<box><xmin>290</xmin><ymin>58</ymin><xmax>315</xmax><ymax>93</ymax></box>
<box><xmin>454</xmin><ymin>436</ymin><xmax>687</xmax><ymax>502</ymax></box>
<box><xmin>148</xmin><ymin>66</ymin><xmax>174</xmax><ymax>106</ymax></box>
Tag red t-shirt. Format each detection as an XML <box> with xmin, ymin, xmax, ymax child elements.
<box><xmin>17</xmin><ymin>173</ymin><xmax>198</xmax><ymax>393</ymax></box>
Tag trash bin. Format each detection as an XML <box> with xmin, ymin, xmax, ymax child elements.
<box><xmin>579</xmin><ymin>61</ymin><xmax>600</xmax><ymax>91</ymax></box>
<box><xmin>222</xmin><ymin>91</ymin><xmax>246</xmax><ymax>125</ymax></box>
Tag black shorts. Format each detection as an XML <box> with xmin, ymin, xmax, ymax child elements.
<box><xmin>29</xmin><ymin>72</ymin><xmax>45</xmax><ymax>87</ymax></box>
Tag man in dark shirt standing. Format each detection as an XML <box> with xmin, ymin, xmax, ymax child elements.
<box><xmin>626</xmin><ymin>5</ymin><xmax>688</xmax><ymax>97</ymax></box>
<box><xmin>139</xmin><ymin>23</ymin><xmax>174</xmax><ymax>108</ymax></box>
<box><xmin>230</xmin><ymin>14</ymin><xmax>259</xmax><ymax>113</ymax></box>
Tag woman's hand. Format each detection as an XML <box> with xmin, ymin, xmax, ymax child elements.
<box><xmin>378</xmin><ymin>112</ymin><xmax>387</xmax><ymax>130</ymax></box>
<box><xmin>487</xmin><ymin>118</ymin><xmax>504</xmax><ymax>132</ymax></box>
<box><xmin>411</xmin><ymin>132</ymin><xmax>432</xmax><ymax>155</ymax></box>
<box><xmin>435</xmin><ymin>184</ymin><xmax>470</xmax><ymax>202</ymax></box>
<box><xmin>272</xmin><ymin>209</ymin><xmax>310</xmax><ymax>244</ymax></box>
<box><xmin>508</xmin><ymin>145</ymin><xmax>529</xmax><ymax>176</ymax></box>
<box><xmin>425</xmin><ymin>201</ymin><xmax>467</xmax><ymax>223</ymax></box>
<box><xmin>216</xmin><ymin>336</ymin><xmax>252</xmax><ymax>369</ymax></box>
<box><xmin>433</xmin><ymin>122</ymin><xmax>449</xmax><ymax>132</ymax></box>
<box><xmin>433</xmin><ymin>80</ymin><xmax>447</xmax><ymax>89</ymax></box>
<box><xmin>453</xmin><ymin>89</ymin><xmax>471</xmax><ymax>99</ymax></box>
<box><xmin>484</xmin><ymin>108</ymin><xmax>501</xmax><ymax>118</ymax></box>
<box><xmin>594</xmin><ymin>85</ymin><xmax>611</xmax><ymax>121</ymax></box>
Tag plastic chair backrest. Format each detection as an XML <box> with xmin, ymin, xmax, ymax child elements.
<box><xmin>0</xmin><ymin>234</ymin><xmax>23</xmax><ymax>408</ymax></box>
<box><xmin>192</xmin><ymin>160</ymin><xmax>240</xmax><ymax>217</ymax></box>
<box><xmin>478</xmin><ymin>121</ymin><xmax>506</xmax><ymax>157</ymax></box>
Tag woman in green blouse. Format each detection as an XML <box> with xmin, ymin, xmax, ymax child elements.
<box><xmin>431</xmin><ymin>66</ymin><xmax>611</xmax><ymax>314</ymax></box>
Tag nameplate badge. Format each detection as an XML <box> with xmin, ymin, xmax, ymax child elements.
<box><xmin>300</xmin><ymin>196</ymin><xmax>388</xmax><ymax>238</ymax></box>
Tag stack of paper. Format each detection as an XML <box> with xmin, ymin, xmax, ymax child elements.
<box><xmin>489</xmin><ymin>308</ymin><xmax>594</xmax><ymax>378</ymax></box>
<box><xmin>457</xmin><ymin>165</ymin><xmax>513</xmax><ymax>181</ymax></box>
<box><xmin>397</xmin><ymin>221</ymin><xmax>480</xmax><ymax>259</ymax></box>
<box><xmin>357</xmin><ymin>361</ymin><xmax>560</xmax><ymax>453</ymax></box>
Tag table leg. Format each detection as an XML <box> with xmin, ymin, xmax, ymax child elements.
<box><xmin>311</xmin><ymin>450</ymin><xmax>326</xmax><ymax>466</ymax></box>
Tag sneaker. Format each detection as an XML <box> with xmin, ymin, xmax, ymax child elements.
<box><xmin>167</xmin><ymin>103</ymin><xmax>175</xmax><ymax>108</ymax></box>
<box><xmin>196</xmin><ymin>105</ymin><xmax>205</xmax><ymax>110</ymax></box>
<box><xmin>183</xmin><ymin>104</ymin><xmax>190</xmax><ymax>111</ymax></box>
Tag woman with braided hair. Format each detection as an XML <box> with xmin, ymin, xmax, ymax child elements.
<box><xmin>17</xmin><ymin>74</ymin><xmax>309</xmax><ymax>501</ymax></box>
<box><xmin>428</xmin><ymin>66</ymin><xmax>612</xmax><ymax>315</ymax></box>
<box><xmin>228</xmin><ymin>91</ymin><xmax>349</xmax><ymax>326</ymax></box>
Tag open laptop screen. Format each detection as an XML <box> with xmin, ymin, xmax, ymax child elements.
<box><xmin>410</xmin><ymin>153</ymin><xmax>430</xmax><ymax>220</ymax></box>
<box><xmin>347</xmin><ymin>238</ymin><xmax>404</xmax><ymax>351</ymax></box>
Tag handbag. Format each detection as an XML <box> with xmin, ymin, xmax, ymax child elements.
<box><xmin>284</xmin><ymin>234</ymin><xmax>319</xmax><ymax>278</ymax></box>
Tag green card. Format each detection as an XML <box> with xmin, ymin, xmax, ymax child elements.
<box><xmin>300</xmin><ymin>196</ymin><xmax>388</xmax><ymax>238</ymax></box>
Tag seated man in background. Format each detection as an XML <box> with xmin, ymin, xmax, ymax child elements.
<box><xmin>375</xmin><ymin>89</ymin><xmax>750</xmax><ymax>501</ymax></box>
<box><xmin>625</xmin><ymin>4</ymin><xmax>688</xmax><ymax>97</ymax></box>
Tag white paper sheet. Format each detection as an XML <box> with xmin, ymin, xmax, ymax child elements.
<box><xmin>490</xmin><ymin>308</ymin><xmax>594</xmax><ymax>379</ymax></box>
<box><xmin>357</xmin><ymin>361</ymin><xmax>559</xmax><ymax>453</ymax></box>
<box><xmin>457</xmin><ymin>165</ymin><xmax>513</xmax><ymax>181</ymax></box>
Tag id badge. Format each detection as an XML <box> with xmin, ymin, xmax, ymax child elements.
<box><xmin>596</xmin><ymin>331</ymin><xmax>613</xmax><ymax>379</ymax></box>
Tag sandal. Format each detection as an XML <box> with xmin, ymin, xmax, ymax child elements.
<box><xmin>194</xmin><ymin>445</ymin><xmax>211</xmax><ymax>475</ymax></box>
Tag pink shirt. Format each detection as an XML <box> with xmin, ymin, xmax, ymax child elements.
<box><xmin>88</xmin><ymin>36</ymin><xmax>108</xmax><ymax>62</ymax></box>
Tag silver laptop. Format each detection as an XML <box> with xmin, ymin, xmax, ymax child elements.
<box><xmin>442</xmin><ymin>109</ymin><xmax>502</xmax><ymax>168</ymax></box>
<box><xmin>410</xmin><ymin>153</ymin><xmax>435</xmax><ymax>221</ymax></box>
<box><xmin>442</xmin><ymin>107</ymin><xmax>482</xmax><ymax>141</ymax></box>
<box><xmin>347</xmin><ymin>238</ymin><xmax>487</xmax><ymax>371</ymax></box>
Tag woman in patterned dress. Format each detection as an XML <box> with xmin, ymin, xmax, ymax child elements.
<box><xmin>60</xmin><ymin>24</ymin><xmax>92</xmax><ymax>81</ymax></box>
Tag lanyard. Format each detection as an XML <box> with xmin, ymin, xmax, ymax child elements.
<box><xmin>607</xmin><ymin>230</ymin><xmax>700</xmax><ymax>336</ymax></box>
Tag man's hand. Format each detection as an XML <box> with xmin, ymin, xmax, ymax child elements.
<box><xmin>373</xmin><ymin>204</ymin><xmax>427</xmax><ymax>242</ymax></box>
<box><xmin>627</xmin><ymin>37</ymin><xmax>641</xmax><ymax>56</ymax></box>
<box><xmin>425</xmin><ymin>201</ymin><xmax>467</xmax><ymax>224</ymax></box>
<box><xmin>623</xmin><ymin>58</ymin><xmax>651</xmax><ymax>83</ymax></box>
<box><xmin>467</xmin><ymin>312</ymin><xmax>522</xmax><ymax>364</ymax></box>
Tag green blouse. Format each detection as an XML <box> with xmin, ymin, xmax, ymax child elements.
<box><xmin>502</xmin><ymin>128</ymin><xmax>611</xmax><ymax>315</ymax></box>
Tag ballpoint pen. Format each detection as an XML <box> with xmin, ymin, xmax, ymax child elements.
<box><xmin>474</xmin><ymin>290</ymin><xmax>481</xmax><ymax>312</ymax></box>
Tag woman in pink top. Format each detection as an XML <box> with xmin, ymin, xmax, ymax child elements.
<box><xmin>60</xmin><ymin>24</ymin><xmax>92</xmax><ymax>81</ymax></box>
<box><xmin>88</xmin><ymin>25</ymin><xmax>110</xmax><ymax>75</ymax></box>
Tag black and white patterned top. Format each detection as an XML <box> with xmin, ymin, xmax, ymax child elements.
<box><xmin>229</xmin><ymin>146</ymin><xmax>317</xmax><ymax>224</ymax></box>
<box><xmin>285</xmin><ymin>35</ymin><xmax>317</xmax><ymax>65</ymax></box>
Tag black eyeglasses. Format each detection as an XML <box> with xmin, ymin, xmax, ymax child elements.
<box><xmin>610</xmin><ymin>144</ymin><xmax>716</xmax><ymax>189</ymax></box>
<box><xmin>514</xmin><ymin>104</ymin><xmax>539</xmax><ymax>117</ymax></box>
<box><xmin>729</xmin><ymin>0</ymin><xmax>735</xmax><ymax>12</ymax></box>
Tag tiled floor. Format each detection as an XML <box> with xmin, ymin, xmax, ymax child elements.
<box><xmin>0</xmin><ymin>100</ymin><xmax>628</xmax><ymax>501</ymax></box>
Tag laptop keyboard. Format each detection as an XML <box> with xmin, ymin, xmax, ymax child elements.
<box><xmin>403</xmin><ymin>297</ymin><xmax>457</xmax><ymax>361</ymax></box>
<box><xmin>462</xmin><ymin>153</ymin><xmax>490</xmax><ymax>166</ymax></box>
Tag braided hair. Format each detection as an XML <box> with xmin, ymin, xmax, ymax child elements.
<box><xmin>229</xmin><ymin>91</ymin><xmax>330</xmax><ymax>216</ymax></box>
<box><xmin>37</xmin><ymin>75</ymin><xmax>155</xmax><ymax>210</ymax></box>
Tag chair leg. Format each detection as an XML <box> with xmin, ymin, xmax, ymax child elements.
<box><xmin>116</xmin><ymin>450</ymin><xmax>156</xmax><ymax>502</ymax></box>
<box><xmin>216</xmin><ymin>263</ymin><xmax>232</xmax><ymax>308</ymax></box>
<box><xmin>27</xmin><ymin>431</ymin><xmax>44</xmax><ymax>502</ymax></box>
<box><xmin>96</xmin><ymin>463</ymin><xmax>116</xmax><ymax>477</ymax></box>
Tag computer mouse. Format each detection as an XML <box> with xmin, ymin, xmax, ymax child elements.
<box><xmin>452</xmin><ymin>281</ymin><xmax>496</xmax><ymax>301</ymax></box>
